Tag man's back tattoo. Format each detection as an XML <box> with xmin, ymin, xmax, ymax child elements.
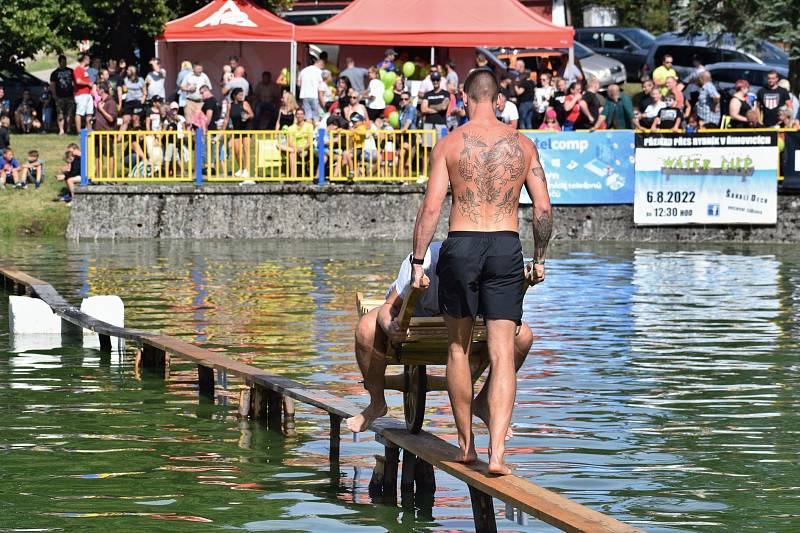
<box><xmin>456</xmin><ymin>131</ymin><xmax>526</xmax><ymax>223</ymax></box>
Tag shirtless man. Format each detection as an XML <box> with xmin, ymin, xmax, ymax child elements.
<box><xmin>410</xmin><ymin>69</ymin><xmax>553</xmax><ymax>475</ymax></box>
<box><xmin>346</xmin><ymin>241</ymin><xmax>534</xmax><ymax>434</ymax></box>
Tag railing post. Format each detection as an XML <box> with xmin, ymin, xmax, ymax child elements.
<box><xmin>80</xmin><ymin>129</ymin><xmax>89</xmax><ymax>186</ymax></box>
<box><xmin>317</xmin><ymin>127</ymin><xmax>326</xmax><ymax>185</ymax></box>
<box><xmin>194</xmin><ymin>128</ymin><xmax>204</xmax><ymax>186</ymax></box>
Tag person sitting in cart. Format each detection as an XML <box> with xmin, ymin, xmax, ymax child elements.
<box><xmin>347</xmin><ymin>241</ymin><xmax>534</xmax><ymax>433</ymax></box>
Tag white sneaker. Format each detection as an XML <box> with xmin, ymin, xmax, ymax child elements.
<box><xmin>233</xmin><ymin>169</ymin><xmax>243</xmax><ymax>177</ymax></box>
<box><xmin>240</xmin><ymin>169</ymin><xmax>249</xmax><ymax>178</ymax></box>
<box><xmin>238</xmin><ymin>180</ymin><xmax>256</xmax><ymax>186</ymax></box>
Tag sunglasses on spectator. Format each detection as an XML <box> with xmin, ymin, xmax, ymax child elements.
<box><xmin>400</xmin><ymin>97</ymin><xmax>409</xmax><ymax>101</ymax></box>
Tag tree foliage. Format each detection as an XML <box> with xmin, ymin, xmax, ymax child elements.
<box><xmin>673</xmin><ymin>0</ymin><xmax>800</xmax><ymax>92</ymax></box>
<box><xmin>0</xmin><ymin>0</ymin><xmax>292</xmax><ymax>67</ymax></box>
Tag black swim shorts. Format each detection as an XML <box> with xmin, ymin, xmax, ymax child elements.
<box><xmin>436</xmin><ymin>231</ymin><xmax>525</xmax><ymax>325</ymax></box>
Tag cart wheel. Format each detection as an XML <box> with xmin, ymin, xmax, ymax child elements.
<box><xmin>403</xmin><ymin>364</ymin><xmax>427</xmax><ymax>434</ymax></box>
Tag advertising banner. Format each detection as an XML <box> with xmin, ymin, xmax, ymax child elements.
<box><xmin>521</xmin><ymin>131</ymin><xmax>635</xmax><ymax>205</ymax></box>
<box><xmin>634</xmin><ymin>131</ymin><xmax>778</xmax><ymax>225</ymax></box>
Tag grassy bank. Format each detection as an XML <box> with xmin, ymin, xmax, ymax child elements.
<box><xmin>1</xmin><ymin>134</ymin><xmax>76</xmax><ymax>237</ymax></box>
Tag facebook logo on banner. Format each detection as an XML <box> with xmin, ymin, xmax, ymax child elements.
<box><xmin>707</xmin><ymin>204</ymin><xmax>720</xmax><ymax>216</ymax></box>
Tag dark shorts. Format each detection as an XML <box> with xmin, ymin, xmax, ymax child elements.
<box><xmin>437</xmin><ymin>231</ymin><xmax>525</xmax><ymax>325</ymax></box>
<box><xmin>122</xmin><ymin>100</ymin><xmax>144</xmax><ymax>117</ymax></box>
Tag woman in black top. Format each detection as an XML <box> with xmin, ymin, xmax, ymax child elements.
<box><xmin>335</xmin><ymin>77</ymin><xmax>351</xmax><ymax>113</ymax></box>
<box><xmin>275</xmin><ymin>90</ymin><xmax>298</xmax><ymax>130</ymax></box>
<box><xmin>222</xmin><ymin>87</ymin><xmax>254</xmax><ymax>179</ymax></box>
<box><xmin>728</xmin><ymin>79</ymin><xmax>753</xmax><ymax>129</ymax></box>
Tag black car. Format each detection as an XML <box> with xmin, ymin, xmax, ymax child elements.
<box><xmin>575</xmin><ymin>27</ymin><xmax>655</xmax><ymax>81</ymax></box>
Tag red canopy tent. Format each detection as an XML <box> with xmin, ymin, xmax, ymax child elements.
<box><xmin>295</xmin><ymin>0</ymin><xmax>573</xmax><ymax>82</ymax></box>
<box><xmin>156</xmin><ymin>0</ymin><xmax>298</xmax><ymax>98</ymax></box>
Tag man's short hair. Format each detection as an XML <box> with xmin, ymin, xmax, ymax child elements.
<box><xmin>464</xmin><ymin>68</ymin><xmax>498</xmax><ymax>103</ymax></box>
<box><xmin>199</xmin><ymin>85</ymin><xmax>211</xmax><ymax>92</ymax></box>
<box><xmin>66</xmin><ymin>143</ymin><xmax>79</xmax><ymax>150</ymax></box>
<box><xmin>58</xmin><ymin>54</ymin><xmax>67</xmax><ymax>62</ymax></box>
<box><xmin>767</xmin><ymin>70</ymin><xmax>779</xmax><ymax>77</ymax></box>
<box><xmin>78</xmin><ymin>53</ymin><xmax>89</xmax><ymax>63</ymax></box>
<box><xmin>28</xmin><ymin>149</ymin><xmax>39</xmax><ymax>157</ymax></box>
<box><xmin>193</xmin><ymin>61</ymin><xmax>202</xmax><ymax>67</ymax></box>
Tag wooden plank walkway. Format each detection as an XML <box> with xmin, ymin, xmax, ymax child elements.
<box><xmin>0</xmin><ymin>266</ymin><xmax>645</xmax><ymax>533</ymax></box>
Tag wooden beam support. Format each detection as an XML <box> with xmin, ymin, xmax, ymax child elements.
<box><xmin>140</xmin><ymin>344</ymin><xmax>167</xmax><ymax>376</ymax></box>
<box><xmin>329</xmin><ymin>413</ymin><xmax>341</xmax><ymax>464</ymax></box>
<box><xmin>414</xmin><ymin>457</ymin><xmax>436</xmax><ymax>493</ymax></box>
<box><xmin>198</xmin><ymin>364</ymin><xmax>215</xmax><ymax>399</ymax></box>
<box><xmin>400</xmin><ymin>449</ymin><xmax>416</xmax><ymax>493</ymax></box>
<box><xmin>238</xmin><ymin>388</ymin><xmax>251</xmax><ymax>418</ymax></box>
<box><xmin>383</xmin><ymin>446</ymin><xmax>400</xmax><ymax>502</ymax></box>
<box><xmin>98</xmin><ymin>334</ymin><xmax>112</xmax><ymax>353</ymax></box>
<box><xmin>283</xmin><ymin>396</ymin><xmax>296</xmax><ymax>435</ymax></box>
<box><xmin>250</xmin><ymin>385</ymin><xmax>269</xmax><ymax>421</ymax></box>
<box><xmin>368</xmin><ymin>454</ymin><xmax>386</xmax><ymax>498</ymax></box>
<box><xmin>469</xmin><ymin>485</ymin><xmax>497</xmax><ymax>533</ymax></box>
<box><xmin>267</xmin><ymin>390</ymin><xmax>283</xmax><ymax>431</ymax></box>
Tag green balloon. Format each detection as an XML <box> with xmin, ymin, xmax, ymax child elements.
<box><xmin>383</xmin><ymin>71</ymin><xmax>397</xmax><ymax>89</ymax></box>
<box><xmin>402</xmin><ymin>61</ymin><xmax>415</xmax><ymax>78</ymax></box>
<box><xmin>379</xmin><ymin>68</ymin><xmax>388</xmax><ymax>82</ymax></box>
<box><xmin>420</xmin><ymin>67</ymin><xmax>429</xmax><ymax>79</ymax></box>
<box><xmin>383</xmin><ymin>88</ymin><xmax>395</xmax><ymax>104</ymax></box>
<box><xmin>389</xmin><ymin>111</ymin><xmax>400</xmax><ymax>128</ymax></box>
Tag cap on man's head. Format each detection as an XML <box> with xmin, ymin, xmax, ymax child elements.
<box><xmin>430</xmin><ymin>71</ymin><xmax>442</xmax><ymax>81</ymax></box>
<box><xmin>385</xmin><ymin>48</ymin><xmax>397</xmax><ymax>57</ymax></box>
<box><xmin>169</xmin><ymin>101</ymin><xmax>179</xmax><ymax>110</ymax></box>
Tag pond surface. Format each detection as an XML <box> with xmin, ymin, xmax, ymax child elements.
<box><xmin>0</xmin><ymin>239</ymin><xmax>798</xmax><ymax>532</ymax></box>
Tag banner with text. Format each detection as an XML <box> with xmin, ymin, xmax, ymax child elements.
<box><xmin>521</xmin><ymin>131</ymin><xmax>635</xmax><ymax>205</ymax></box>
<box><xmin>634</xmin><ymin>131</ymin><xmax>778</xmax><ymax>225</ymax></box>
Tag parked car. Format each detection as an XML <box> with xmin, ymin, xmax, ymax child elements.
<box><xmin>703</xmin><ymin>62</ymin><xmax>789</xmax><ymax>94</ymax></box>
<box><xmin>575</xmin><ymin>27</ymin><xmax>655</xmax><ymax>81</ymax></box>
<box><xmin>645</xmin><ymin>33</ymin><xmax>788</xmax><ymax>83</ymax></box>
<box><xmin>0</xmin><ymin>66</ymin><xmax>49</xmax><ymax>107</ymax></box>
<box><xmin>479</xmin><ymin>43</ymin><xmax>626</xmax><ymax>90</ymax></box>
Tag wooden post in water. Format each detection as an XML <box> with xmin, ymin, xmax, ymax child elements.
<box><xmin>140</xmin><ymin>344</ymin><xmax>167</xmax><ymax>376</ymax></box>
<box><xmin>469</xmin><ymin>485</ymin><xmax>497</xmax><ymax>532</ymax></box>
<box><xmin>414</xmin><ymin>457</ymin><xmax>436</xmax><ymax>493</ymax></box>
<box><xmin>267</xmin><ymin>390</ymin><xmax>283</xmax><ymax>431</ymax></box>
<box><xmin>368</xmin><ymin>454</ymin><xmax>386</xmax><ymax>497</ymax></box>
<box><xmin>382</xmin><ymin>446</ymin><xmax>400</xmax><ymax>502</ymax></box>
<box><xmin>238</xmin><ymin>388</ymin><xmax>251</xmax><ymax>417</ymax></box>
<box><xmin>400</xmin><ymin>449</ymin><xmax>416</xmax><ymax>493</ymax></box>
<box><xmin>99</xmin><ymin>334</ymin><xmax>112</xmax><ymax>353</ymax></box>
<box><xmin>329</xmin><ymin>413</ymin><xmax>341</xmax><ymax>464</ymax></box>
<box><xmin>249</xmin><ymin>386</ymin><xmax>269</xmax><ymax>421</ymax></box>
<box><xmin>198</xmin><ymin>364</ymin><xmax>215</xmax><ymax>399</ymax></box>
<box><xmin>283</xmin><ymin>396</ymin><xmax>296</xmax><ymax>435</ymax></box>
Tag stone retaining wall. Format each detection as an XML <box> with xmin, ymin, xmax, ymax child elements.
<box><xmin>67</xmin><ymin>184</ymin><xmax>800</xmax><ymax>242</ymax></box>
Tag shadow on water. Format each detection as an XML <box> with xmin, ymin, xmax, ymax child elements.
<box><xmin>1</xmin><ymin>238</ymin><xmax>800</xmax><ymax>531</ymax></box>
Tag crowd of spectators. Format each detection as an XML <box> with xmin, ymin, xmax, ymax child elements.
<box><xmin>2</xmin><ymin>47</ymin><xmax>799</xmax><ymax>186</ymax></box>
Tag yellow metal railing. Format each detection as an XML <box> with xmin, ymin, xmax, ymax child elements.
<box><xmin>326</xmin><ymin>128</ymin><xmax>438</xmax><ymax>182</ymax></box>
<box><xmin>87</xmin><ymin>130</ymin><xmax>194</xmax><ymax>182</ymax></box>
<box><xmin>205</xmin><ymin>130</ymin><xmax>316</xmax><ymax>182</ymax></box>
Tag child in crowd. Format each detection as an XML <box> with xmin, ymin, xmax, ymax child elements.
<box><xmin>652</xmin><ymin>94</ymin><xmax>682</xmax><ymax>132</ymax></box>
<box><xmin>55</xmin><ymin>143</ymin><xmax>81</xmax><ymax>202</ymax></box>
<box><xmin>2</xmin><ymin>148</ymin><xmax>20</xmax><ymax>188</ymax></box>
<box><xmin>0</xmin><ymin>116</ymin><xmax>10</xmax><ymax>150</ymax></box>
<box><xmin>21</xmin><ymin>150</ymin><xmax>43</xmax><ymax>189</ymax></box>
<box><xmin>539</xmin><ymin>108</ymin><xmax>561</xmax><ymax>131</ymax></box>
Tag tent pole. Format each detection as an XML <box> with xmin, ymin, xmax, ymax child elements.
<box><xmin>290</xmin><ymin>42</ymin><xmax>298</xmax><ymax>94</ymax></box>
<box><xmin>155</xmin><ymin>40</ymin><xmax>160</xmax><ymax>61</ymax></box>
<box><xmin>430</xmin><ymin>47</ymin><xmax>435</xmax><ymax>66</ymax></box>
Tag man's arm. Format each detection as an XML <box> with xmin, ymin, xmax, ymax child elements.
<box><xmin>411</xmin><ymin>140</ymin><xmax>449</xmax><ymax>288</ymax></box>
<box><xmin>523</xmin><ymin>142</ymin><xmax>553</xmax><ymax>284</ymax></box>
<box><xmin>377</xmin><ymin>288</ymin><xmax>405</xmax><ymax>342</ymax></box>
<box><xmin>420</xmin><ymin>97</ymin><xmax>432</xmax><ymax>115</ymax></box>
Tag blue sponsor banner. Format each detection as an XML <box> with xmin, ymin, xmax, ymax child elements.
<box><xmin>634</xmin><ymin>131</ymin><xmax>778</xmax><ymax>225</ymax></box>
<box><xmin>521</xmin><ymin>130</ymin><xmax>635</xmax><ymax>205</ymax></box>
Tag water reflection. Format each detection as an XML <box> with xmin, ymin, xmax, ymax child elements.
<box><xmin>1</xmin><ymin>239</ymin><xmax>799</xmax><ymax>532</ymax></box>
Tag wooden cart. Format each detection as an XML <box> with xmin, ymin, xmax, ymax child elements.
<box><xmin>356</xmin><ymin>289</ymin><xmax>490</xmax><ymax>434</ymax></box>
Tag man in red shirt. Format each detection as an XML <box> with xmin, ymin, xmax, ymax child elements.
<box><xmin>73</xmin><ymin>54</ymin><xmax>94</xmax><ymax>132</ymax></box>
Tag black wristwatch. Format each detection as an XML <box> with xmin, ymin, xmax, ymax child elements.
<box><xmin>410</xmin><ymin>255</ymin><xmax>425</xmax><ymax>265</ymax></box>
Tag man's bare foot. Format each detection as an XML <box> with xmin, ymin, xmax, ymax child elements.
<box><xmin>473</xmin><ymin>399</ymin><xmax>513</xmax><ymax>440</ymax></box>
<box><xmin>455</xmin><ymin>434</ymin><xmax>478</xmax><ymax>463</ymax></box>
<box><xmin>488</xmin><ymin>448</ymin><xmax>512</xmax><ymax>475</ymax></box>
<box><xmin>345</xmin><ymin>402</ymin><xmax>388</xmax><ymax>432</ymax></box>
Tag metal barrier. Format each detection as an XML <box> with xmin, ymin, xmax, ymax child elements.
<box><xmin>205</xmin><ymin>130</ymin><xmax>316</xmax><ymax>182</ymax></box>
<box><xmin>87</xmin><ymin>130</ymin><xmax>194</xmax><ymax>182</ymax></box>
<box><xmin>326</xmin><ymin>128</ymin><xmax>438</xmax><ymax>182</ymax></box>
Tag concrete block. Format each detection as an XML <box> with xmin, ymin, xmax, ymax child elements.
<box><xmin>80</xmin><ymin>295</ymin><xmax>125</xmax><ymax>330</ymax></box>
<box><xmin>9</xmin><ymin>296</ymin><xmax>61</xmax><ymax>334</ymax></box>
<box><xmin>9</xmin><ymin>334</ymin><xmax>63</xmax><ymax>353</ymax></box>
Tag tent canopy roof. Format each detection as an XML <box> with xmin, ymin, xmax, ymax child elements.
<box><xmin>296</xmin><ymin>0</ymin><xmax>572</xmax><ymax>48</ymax></box>
<box><xmin>158</xmin><ymin>0</ymin><xmax>294</xmax><ymax>42</ymax></box>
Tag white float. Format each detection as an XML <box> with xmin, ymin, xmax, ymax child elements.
<box><xmin>79</xmin><ymin>295</ymin><xmax>125</xmax><ymax>353</ymax></box>
<box><xmin>9</xmin><ymin>296</ymin><xmax>61</xmax><ymax>334</ymax></box>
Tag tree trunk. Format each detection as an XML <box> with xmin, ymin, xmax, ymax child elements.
<box><xmin>789</xmin><ymin>55</ymin><xmax>800</xmax><ymax>96</ymax></box>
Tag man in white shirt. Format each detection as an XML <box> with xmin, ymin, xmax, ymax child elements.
<box><xmin>497</xmin><ymin>92</ymin><xmax>519</xmax><ymax>128</ymax></box>
<box><xmin>145</xmin><ymin>58</ymin><xmax>167</xmax><ymax>102</ymax></box>
<box><xmin>223</xmin><ymin>66</ymin><xmax>250</xmax><ymax>101</ymax></box>
<box><xmin>346</xmin><ymin>242</ymin><xmax>534</xmax><ymax>433</ymax></box>
<box><xmin>180</xmin><ymin>62</ymin><xmax>212</xmax><ymax>121</ymax></box>
<box><xmin>298</xmin><ymin>56</ymin><xmax>325</xmax><ymax>121</ymax></box>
